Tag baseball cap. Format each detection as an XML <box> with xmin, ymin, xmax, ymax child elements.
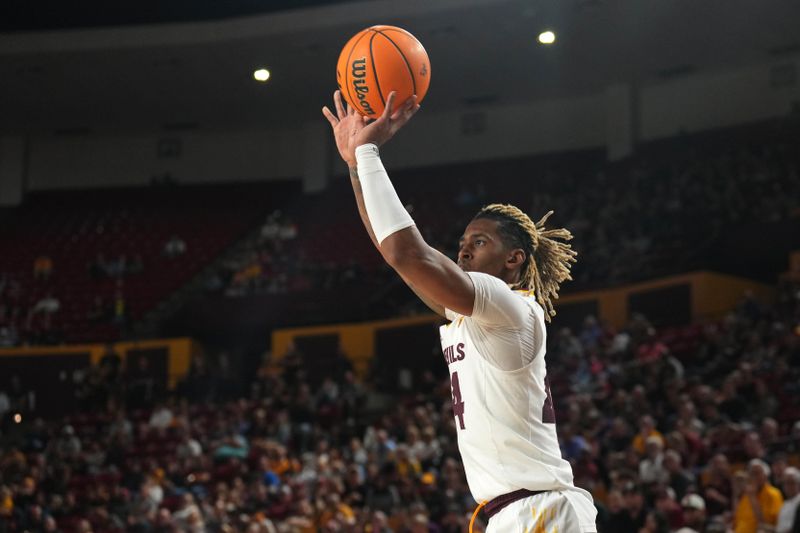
<box><xmin>681</xmin><ymin>494</ymin><xmax>705</xmax><ymax>511</ymax></box>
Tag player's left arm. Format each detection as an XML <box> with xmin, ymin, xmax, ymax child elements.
<box><xmin>349</xmin><ymin>165</ymin><xmax>447</xmax><ymax>318</ymax></box>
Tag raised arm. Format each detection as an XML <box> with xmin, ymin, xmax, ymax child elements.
<box><xmin>322</xmin><ymin>91</ymin><xmax>475</xmax><ymax>317</ymax></box>
<box><xmin>348</xmin><ymin>164</ymin><xmax>447</xmax><ymax>318</ymax></box>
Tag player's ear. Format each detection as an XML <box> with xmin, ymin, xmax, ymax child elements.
<box><xmin>506</xmin><ymin>248</ymin><xmax>526</xmax><ymax>268</ymax></box>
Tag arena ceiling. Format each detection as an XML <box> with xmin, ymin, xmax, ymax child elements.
<box><xmin>0</xmin><ymin>0</ymin><xmax>360</xmax><ymax>32</ymax></box>
<box><xmin>0</xmin><ymin>0</ymin><xmax>798</xmax><ymax>134</ymax></box>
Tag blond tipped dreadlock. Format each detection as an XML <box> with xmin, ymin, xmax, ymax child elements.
<box><xmin>474</xmin><ymin>204</ymin><xmax>577</xmax><ymax>322</ymax></box>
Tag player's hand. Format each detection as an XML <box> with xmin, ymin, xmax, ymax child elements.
<box><xmin>322</xmin><ymin>90</ymin><xmax>369</xmax><ymax>168</ymax></box>
<box><xmin>353</xmin><ymin>91</ymin><xmax>419</xmax><ymax>149</ymax></box>
<box><xmin>322</xmin><ymin>90</ymin><xmax>419</xmax><ymax>167</ymax></box>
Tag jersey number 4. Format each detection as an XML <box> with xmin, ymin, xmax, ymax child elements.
<box><xmin>450</xmin><ymin>371</ymin><xmax>466</xmax><ymax>430</ymax></box>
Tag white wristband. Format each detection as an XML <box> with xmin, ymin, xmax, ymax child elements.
<box><xmin>355</xmin><ymin>143</ymin><xmax>415</xmax><ymax>244</ymax></box>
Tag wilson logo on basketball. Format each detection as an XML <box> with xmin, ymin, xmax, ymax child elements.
<box><xmin>351</xmin><ymin>58</ymin><xmax>376</xmax><ymax>116</ymax></box>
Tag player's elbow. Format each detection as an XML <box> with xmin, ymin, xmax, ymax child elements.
<box><xmin>381</xmin><ymin>240</ymin><xmax>421</xmax><ymax>270</ymax></box>
<box><xmin>379</xmin><ymin>231</ymin><xmax>428</xmax><ymax>270</ymax></box>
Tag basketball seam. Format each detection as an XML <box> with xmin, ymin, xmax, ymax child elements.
<box><xmin>344</xmin><ymin>30</ymin><xmax>372</xmax><ymax>115</ymax></box>
<box><xmin>375</xmin><ymin>28</ymin><xmax>417</xmax><ymax>96</ymax></box>
<box><xmin>368</xmin><ymin>30</ymin><xmax>386</xmax><ymax>110</ymax></box>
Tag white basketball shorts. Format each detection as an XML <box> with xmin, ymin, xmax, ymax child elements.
<box><xmin>486</xmin><ymin>490</ymin><xmax>598</xmax><ymax>533</ymax></box>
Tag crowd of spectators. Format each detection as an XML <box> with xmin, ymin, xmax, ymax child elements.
<box><xmin>208</xmin><ymin>123</ymin><xmax>799</xmax><ymax>309</ymax></box>
<box><xmin>0</xmin><ymin>247</ymin><xmax>144</xmax><ymax>347</ymax></box>
<box><xmin>0</xmin><ymin>263</ymin><xmax>64</xmax><ymax>347</ymax></box>
<box><xmin>3</xmin><ymin>122</ymin><xmax>799</xmax><ymax>345</ymax></box>
<box><xmin>394</xmin><ymin>129</ymin><xmax>800</xmax><ymax>292</ymax></box>
<box><xmin>208</xmin><ymin>211</ymin><xmax>371</xmax><ymax>297</ymax></box>
<box><xmin>1</xmin><ymin>275</ymin><xmax>799</xmax><ymax>532</ymax></box>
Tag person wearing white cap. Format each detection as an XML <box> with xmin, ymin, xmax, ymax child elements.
<box><xmin>680</xmin><ymin>493</ymin><xmax>706</xmax><ymax>533</ymax></box>
<box><xmin>776</xmin><ymin>467</ymin><xmax>800</xmax><ymax>533</ymax></box>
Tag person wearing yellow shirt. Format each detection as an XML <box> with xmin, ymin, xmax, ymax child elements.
<box><xmin>632</xmin><ymin>415</ymin><xmax>664</xmax><ymax>455</ymax></box>
<box><xmin>734</xmin><ymin>459</ymin><xmax>784</xmax><ymax>533</ymax></box>
<box><xmin>393</xmin><ymin>444</ymin><xmax>422</xmax><ymax>480</ymax></box>
<box><xmin>317</xmin><ymin>492</ymin><xmax>356</xmax><ymax>530</ymax></box>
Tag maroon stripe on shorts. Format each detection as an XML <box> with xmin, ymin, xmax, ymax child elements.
<box><xmin>484</xmin><ymin>489</ymin><xmax>547</xmax><ymax>519</ymax></box>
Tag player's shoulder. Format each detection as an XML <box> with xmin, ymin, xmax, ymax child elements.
<box><xmin>465</xmin><ymin>271</ymin><xmax>514</xmax><ymax>293</ymax></box>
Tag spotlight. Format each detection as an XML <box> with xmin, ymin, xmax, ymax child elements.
<box><xmin>538</xmin><ymin>31</ymin><xmax>556</xmax><ymax>45</ymax></box>
<box><xmin>253</xmin><ymin>69</ymin><xmax>271</xmax><ymax>82</ymax></box>
<box><xmin>13</xmin><ymin>413</ymin><xmax>22</xmax><ymax>424</ymax></box>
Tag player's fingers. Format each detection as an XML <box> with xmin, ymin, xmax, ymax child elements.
<box><xmin>382</xmin><ymin>92</ymin><xmax>397</xmax><ymax>121</ymax></box>
<box><xmin>321</xmin><ymin>106</ymin><xmax>338</xmax><ymax>128</ymax></box>
<box><xmin>399</xmin><ymin>105</ymin><xmax>420</xmax><ymax>127</ymax></box>
<box><xmin>390</xmin><ymin>95</ymin><xmax>417</xmax><ymax>121</ymax></box>
<box><xmin>334</xmin><ymin>90</ymin><xmax>346</xmax><ymax>119</ymax></box>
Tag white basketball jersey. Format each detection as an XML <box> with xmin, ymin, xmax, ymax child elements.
<box><xmin>439</xmin><ymin>272</ymin><xmax>594</xmax><ymax>517</ymax></box>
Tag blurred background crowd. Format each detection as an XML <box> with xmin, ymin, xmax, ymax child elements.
<box><xmin>1</xmin><ymin>275</ymin><xmax>799</xmax><ymax>532</ymax></box>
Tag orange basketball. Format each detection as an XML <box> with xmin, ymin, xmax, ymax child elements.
<box><xmin>336</xmin><ymin>25</ymin><xmax>430</xmax><ymax>119</ymax></box>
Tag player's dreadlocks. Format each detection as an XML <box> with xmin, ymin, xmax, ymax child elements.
<box><xmin>473</xmin><ymin>204</ymin><xmax>577</xmax><ymax>322</ymax></box>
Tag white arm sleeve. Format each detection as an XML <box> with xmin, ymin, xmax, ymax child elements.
<box><xmin>355</xmin><ymin>143</ymin><xmax>415</xmax><ymax>244</ymax></box>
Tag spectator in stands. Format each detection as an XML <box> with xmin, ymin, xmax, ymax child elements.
<box><xmin>28</xmin><ymin>292</ymin><xmax>60</xmax><ymax>329</ymax></box>
<box><xmin>50</xmin><ymin>425</ymin><xmax>81</xmax><ymax>460</ymax></box>
<box><xmin>260</xmin><ymin>213</ymin><xmax>281</xmax><ymax>241</ymax></box>
<box><xmin>609</xmin><ymin>480</ymin><xmax>648</xmax><ymax>533</ymax></box>
<box><xmin>680</xmin><ymin>493</ymin><xmax>708</xmax><ymax>533</ymax></box>
<box><xmin>639</xmin><ymin>435</ymin><xmax>668</xmax><ymax>486</ymax></box>
<box><xmin>172</xmin><ymin>493</ymin><xmax>205</xmax><ymax>531</ymax></box>
<box><xmin>664</xmin><ymin>449</ymin><xmax>695</xmax><ymax>501</ymax></box>
<box><xmin>163</xmin><ymin>234</ymin><xmax>187</xmax><ymax>258</ymax></box>
<box><xmin>633</xmin><ymin>415</ymin><xmax>664</xmax><ymax>455</ymax></box>
<box><xmin>107</xmin><ymin>410</ymin><xmax>133</xmax><ymax>446</ymax></box>
<box><xmin>0</xmin><ymin>326</ymin><xmax>17</xmax><ymax>347</ymax></box>
<box><xmin>777</xmin><ymin>467</ymin><xmax>800</xmax><ymax>533</ymax></box>
<box><xmin>734</xmin><ymin>459</ymin><xmax>784</xmax><ymax>533</ymax></box>
<box><xmin>176</xmin><ymin>431</ymin><xmax>203</xmax><ymax>460</ymax></box>
<box><xmin>148</xmin><ymin>403</ymin><xmax>174</xmax><ymax>432</ymax></box>
<box><xmin>33</xmin><ymin>255</ymin><xmax>53</xmax><ymax>281</ymax></box>
<box><xmin>640</xmin><ymin>510</ymin><xmax>670</xmax><ymax>533</ymax></box>
<box><xmin>277</xmin><ymin>218</ymin><xmax>298</xmax><ymax>241</ymax></box>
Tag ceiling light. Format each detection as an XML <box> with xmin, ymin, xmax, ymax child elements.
<box><xmin>538</xmin><ymin>31</ymin><xmax>556</xmax><ymax>45</ymax></box>
<box><xmin>253</xmin><ymin>68</ymin><xmax>271</xmax><ymax>82</ymax></box>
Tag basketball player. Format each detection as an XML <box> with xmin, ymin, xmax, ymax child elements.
<box><xmin>322</xmin><ymin>91</ymin><xmax>598</xmax><ymax>532</ymax></box>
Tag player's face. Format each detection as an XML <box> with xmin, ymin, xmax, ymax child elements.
<box><xmin>457</xmin><ymin>218</ymin><xmax>519</xmax><ymax>280</ymax></box>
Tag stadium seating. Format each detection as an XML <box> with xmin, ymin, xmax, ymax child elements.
<box><xmin>0</xmin><ymin>183</ymin><xmax>298</xmax><ymax>344</ymax></box>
